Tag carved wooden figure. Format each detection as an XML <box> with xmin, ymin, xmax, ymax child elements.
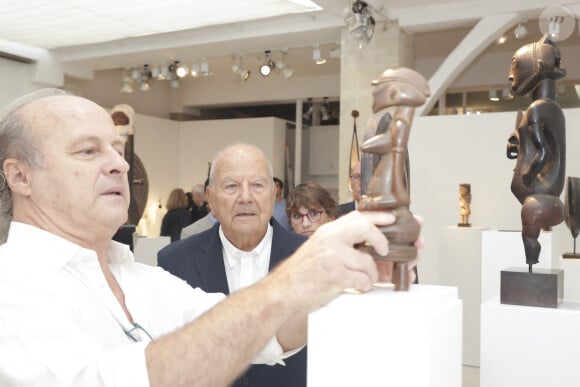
<box><xmin>507</xmin><ymin>35</ymin><xmax>566</xmax><ymax>271</ymax></box>
<box><xmin>357</xmin><ymin>67</ymin><xmax>430</xmax><ymax>291</ymax></box>
<box><xmin>458</xmin><ymin>183</ymin><xmax>472</xmax><ymax>227</ymax></box>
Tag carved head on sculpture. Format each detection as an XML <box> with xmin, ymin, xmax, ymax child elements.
<box><xmin>111</xmin><ymin>104</ymin><xmax>135</xmax><ymax>139</ymax></box>
<box><xmin>508</xmin><ymin>34</ymin><xmax>566</xmax><ymax>96</ymax></box>
<box><xmin>370</xmin><ymin>67</ymin><xmax>430</xmax><ymax>113</ymax></box>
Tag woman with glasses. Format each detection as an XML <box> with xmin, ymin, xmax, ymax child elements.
<box><xmin>286</xmin><ymin>182</ymin><xmax>337</xmax><ymax>237</ymax></box>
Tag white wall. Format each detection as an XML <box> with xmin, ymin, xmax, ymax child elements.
<box><xmin>410</xmin><ymin>108</ymin><xmax>580</xmax><ymax>286</ymax></box>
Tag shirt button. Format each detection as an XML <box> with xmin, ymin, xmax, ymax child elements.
<box><xmin>241</xmin><ymin>376</ymin><xmax>250</xmax><ymax>386</ymax></box>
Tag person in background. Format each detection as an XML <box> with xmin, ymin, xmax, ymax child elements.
<box><xmin>160</xmin><ymin>188</ymin><xmax>192</xmax><ymax>242</ymax></box>
<box><xmin>0</xmin><ymin>88</ymin><xmax>419</xmax><ymax>387</ymax></box>
<box><xmin>158</xmin><ymin>143</ymin><xmax>308</xmax><ymax>387</ymax></box>
<box><xmin>286</xmin><ymin>182</ymin><xmax>337</xmax><ymax>237</ymax></box>
<box><xmin>337</xmin><ymin>161</ymin><xmax>362</xmax><ymax>217</ymax></box>
<box><xmin>191</xmin><ymin>182</ymin><xmax>209</xmax><ymax>222</ymax></box>
<box><xmin>272</xmin><ymin>176</ymin><xmax>290</xmax><ymax>230</ymax></box>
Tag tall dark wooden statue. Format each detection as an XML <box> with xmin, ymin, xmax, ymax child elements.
<box><xmin>506</xmin><ymin>34</ymin><xmax>566</xmax><ymax>272</ymax></box>
<box><xmin>501</xmin><ymin>35</ymin><xmax>566</xmax><ymax>308</ymax></box>
<box><xmin>357</xmin><ymin>67</ymin><xmax>429</xmax><ymax>291</ymax></box>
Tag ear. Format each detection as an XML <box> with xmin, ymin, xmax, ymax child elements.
<box><xmin>3</xmin><ymin>158</ymin><xmax>32</xmax><ymax>196</ymax></box>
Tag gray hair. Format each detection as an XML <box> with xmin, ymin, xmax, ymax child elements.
<box><xmin>208</xmin><ymin>143</ymin><xmax>274</xmax><ymax>188</ymax></box>
<box><xmin>0</xmin><ymin>88</ymin><xmax>71</xmax><ymax>235</ymax></box>
<box><xmin>191</xmin><ymin>183</ymin><xmax>205</xmax><ymax>195</ymax></box>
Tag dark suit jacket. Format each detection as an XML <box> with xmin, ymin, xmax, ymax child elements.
<box><xmin>336</xmin><ymin>201</ymin><xmax>356</xmax><ymax>217</ymax></box>
<box><xmin>158</xmin><ymin>218</ymin><xmax>307</xmax><ymax>387</ymax></box>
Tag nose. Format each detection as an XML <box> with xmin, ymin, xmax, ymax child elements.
<box><xmin>300</xmin><ymin>215</ymin><xmax>312</xmax><ymax>227</ymax></box>
<box><xmin>106</xmin><ymin>147</ymin><xmax>130</xmax><ymax>175</ymax></box>
<box><xmin>238</xmin><ymin>181</ymin><xmax>253</xmax><ymax>202</ymax></box>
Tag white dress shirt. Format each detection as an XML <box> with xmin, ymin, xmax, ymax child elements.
<box><xmin>220</xmin><ymin>223</ymin><xmax>273</xmax><ymax>292</ymax></box>
<box><xmin>0</xmin><ymin>222</ymin><xmax>285</xmax><ymax>387</ymax></box>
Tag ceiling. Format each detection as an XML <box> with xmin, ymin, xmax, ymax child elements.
<box><xmin>3</xmin><ymin>0</ymin><xmax>579</xmax><ymax>83</ymax></box>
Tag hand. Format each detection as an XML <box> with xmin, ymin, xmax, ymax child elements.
<box><xmin>268</xmin><ymin>210</ymin><xmax>395</xmax><ymax>313</ymax></box>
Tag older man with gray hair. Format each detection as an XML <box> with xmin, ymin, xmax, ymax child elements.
<box><xmin>0</xmin><ymin>89</ymin><xmax>417</xmax><ymax>387</ymax></box>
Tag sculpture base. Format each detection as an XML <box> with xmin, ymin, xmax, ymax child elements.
<box><xmin>562</xmin><ymin>252</ymin><xmax>580</xmax><ymax>260</ymax></box>
<box><xmin>500</xmin><ymin>267</ymin><xmax>563</xmax><ymax>308</ymax></box>
<box><xmin>457</xmin><ymin>223</ymin><xmax>471</xmax><ymax>227</ymax></box>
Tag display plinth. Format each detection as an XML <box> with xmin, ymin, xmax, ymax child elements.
<box><xmin>481</xmin><ymin>298</ymin><xmax>580</xmax><ymax>387</ymax></box>
<box><xmin>481</xmin><ymin>230</ymin><xmax>553</xmax><ymax>303</ymax></box>
<box><xmin>500</xmin><ymin>267</ymin><xmax>563</xmax><ymax>308</ymax></box>
<box><xmin>439</xmin><ymin>226</ymin><xmax>487</xmax><ymax>366</ymax></box>
<box><xmin>307</xmin><ymin>285</ymin><xmax>462</xmax><ymax>387</ymax></box>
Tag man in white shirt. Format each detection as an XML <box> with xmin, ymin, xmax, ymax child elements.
<box><xmin>0</xmin><ymin>88</ymin><xmax>417</xmax><ymax>387</ymax></box>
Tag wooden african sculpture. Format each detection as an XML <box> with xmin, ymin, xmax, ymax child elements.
<box><xmin>506</xmin><ymin>34</ymin><xmax>566</xmax><ymax>272</ymax></box>
<box><xmin>458</xmin><ymin>183</ymin><xmax>472</xmax><ymax>227</ymax></box>
<box><xmin>563</xmin><ymin>176</ymin><xmax>580</xmax><ymax>258</ymax></box>
<box><xmin>357</xmin><ymin>67</ymin><xmax>430</xmax><ymax>291</ymax></box>
<box><xmin>111</xmin><ymin>104</ymin><xmax>149</xmax><ymax>227</ymax></box>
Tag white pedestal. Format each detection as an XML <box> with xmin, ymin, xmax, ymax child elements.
<box><xmin>481</xmin><ymin>230</ymin><xmax>552</xmax><ymax>303</ymax></box>
<box><xmin>439</xmin><ymin>226</ymin><xmax>487</xmax><ymax>366</ymax></box>
<box><xmin>134</xmin><ymin>236</ymin><xmax>170</xmax><ymax>266</ymax></box>
<box><xmin>481</xmin><ymin>298</ymin><xmax>580</xmax><ymax>387</ymax></box>
<box><xmin>307</xmin><ymin>285</ymin><xmax>462</xmax><ymax>387</ymax></box>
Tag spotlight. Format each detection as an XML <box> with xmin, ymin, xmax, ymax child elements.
<box><xmin>313</xmin><ymin>45</ymin><xmax>326</xmax><ymax>65</ymax></box>
<box><xmin>232</xmin><ymin>56</ymin><xmax>251</xmax><ymax>81</ymax></box>
<box><xmin>121</xmin><ymin>69</ymin><xmax>133</xmax><ymax>93</ymax></box>
<box><xmin>514</xmin><ymin>23</ymin><xmax>528</xmax><ymax>39</ymax></box>
<box><xmin>201</xmin><ymin>59</ymin><xmax>211</xmax><ymax>76</ymax></box>
<box><xmin>345</xmin><ymin>0</ymin><xmax>376</xmax><ymax>47</ymax></box>
<box><xmin>191</xmin><ymin>62</ymin><xmax>200</xmax><ymax>77</ymax></box>
<box><xmin>496</xmin><ymin>35</ymin><xmax>507</xmax><ymax>44</ymax></box>
<box><xmin>329</xmin><ymin>46</ymin><xmax>341</xmax><ymax>59</ymax></box>
<box><xmin>489</xmin><ymin>89</ymin><xmax>500</xmax><ymax>102</ymax></box>
<box><xmin>282</xmin><ymin>67</ymin><xmax>294</xmax><ymax>79</ymax></box>
<box><xmin>175</xmin><ymin>61</ymin><xmax>188</xmax><ymax>78</ymax></box>
<box><xmin>260</xmin><ymin>50</ymin><xmax>275</xmax><ymax>76</ymax></box>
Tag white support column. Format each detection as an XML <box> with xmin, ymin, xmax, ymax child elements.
<box><xmin>294</xmin><ymin>99</ymin><xmax>302</xmax><ymax>185</ymax></box>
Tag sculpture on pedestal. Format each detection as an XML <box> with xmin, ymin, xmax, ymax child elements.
<box><xmin>458</xmin><ymin>183</ymin><xmax>472</xmax><ymax>227</ymax></box>
<box><xmin>506</xmin><ymin>34</ymin><xmax>566</xmax><ymax>272</ymax></box>
<box><xmin>563</xmin><ymin>176</ymin><xmax>580</xmax><ymax>258</ymax></box>
<box><xmin>357</xmin><ymin>67</ymin><xmax>429</xmax><ymax>291</ymax></box>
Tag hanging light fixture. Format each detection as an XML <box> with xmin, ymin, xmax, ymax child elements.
<box><xmin>120</xmin><ymin>68</ymin><xmax>134</xmax><ymax>94</ymax></box>
<box><xmin>514</xmin><ymin>22</ymin><xmax>529</xmax><ymax>39</ymax></box>
<box><xmin>345</xmin><ymin>0</ymin><xmax>376</xmax><ymax>48</ymax></box>
<box><xmin>312</xmin><ymin>44</ymin><xmax>326</xmax><ymax>65</ymax></box>
<box><xmin>260</xmin><ymin>50</ymin><xmax>275</xmax><ymax>76</ymax></box>
<box><xmin>139</xmin><ymin>64</ymin><xmax>152</xmax><ymax>91</ymax></box>
<box><xmin>232</xmin><ymin>55</ymin><xmax>251</xmax><ymax>81</ymax></box>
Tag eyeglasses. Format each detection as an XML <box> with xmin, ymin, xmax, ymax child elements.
<box><xmin>290</xmin><ymin>209</ymin><xmax>324</xmax><ymax>224</ymax></box>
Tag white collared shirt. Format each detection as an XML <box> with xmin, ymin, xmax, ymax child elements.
<box><xmin>0</xmin><ymin>222</ymin><xmax>285</xmax><ymax>386</ymax></box>
<box><xmin>220</xmin><ymin>223</ymin><xmax>273</xmax><ymax>292</ymax></box>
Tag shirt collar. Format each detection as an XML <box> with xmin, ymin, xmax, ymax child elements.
<box><xmin>4</xmin><ymin>222</ymin><xmax>133</xmax><ymax>274</ymax></box>
<box><xmin>219</xmin><ymin>223</ymin><xmax>273</xmax><ymax>269</ymax></box>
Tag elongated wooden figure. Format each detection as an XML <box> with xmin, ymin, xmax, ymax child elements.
<box><xmin>507</xmin><ymin>35</ymin><xmax>566</xmax><ymax>271</ymax></box>
<box><xmin>357</xmin><ymin>67</ymin><xmax>429</xmax><ymax>290</ymax></box>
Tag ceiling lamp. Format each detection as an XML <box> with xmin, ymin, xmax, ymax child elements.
<box><xmin>139</xmin><ymin>64</ymin><xmax>152</xmax><ymax>91</ymax></box>
<box><xmin>313</xmin><ymin>45</ymin><xmax>326</xmax><ymax>65</ymax></box>
<box><xmin>120</xmin><ymin>68</ymin><xmax>134</xmax><ymax>94</ymax></box>
<box><xmin>345</xmin><ymin>0</ymin><xmax>376</xmax><ymax>47</ymax></box>
<box><xmin>260</xmin><ymin>50</ymin><xmax>275</xmax><ymax>76</ymax></box>
<box><xmin>514</xmin><ymin>22</ymin><xmax>528</xmax><ymax>39</ymax></box>
<box><xmin>275</xmin><ymin>51</ymin><xmax>294</xmax><ymax>79</ymax></box>
<box><xmin>201</xmin><ymin>58</ymin><xmax>211</xmax><ymax>76</ymax></box>
<box><xmin>489</xmin><ymin>89</ymin><xmax>500</xmax><ymax>102</ymax></box>
<box><xmin>232</xmin><ymin>56</ymin><xmax>251</xmax><ymax>81</ymax></box>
